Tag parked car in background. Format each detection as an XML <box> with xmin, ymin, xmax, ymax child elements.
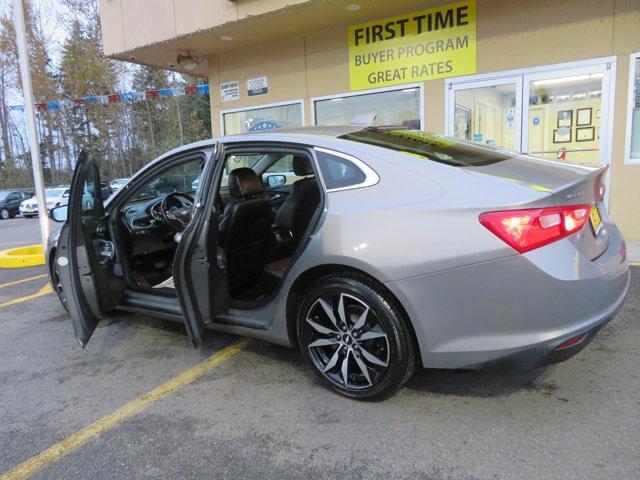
<box><xmin>109</xmin><ymin>178</ymin><xmax>129</xmax><ymax>192</ymax></box>
<box><xmin>19</xmin><ymin>187</ymin><xmax>70</xmax><ymax>218</ymax></box>
<box><xmin>0</xmin><ymin>190</ymin><xmax>33</xmax><ymax>219</ymax></box>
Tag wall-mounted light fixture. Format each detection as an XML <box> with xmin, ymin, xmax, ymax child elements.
<box><xmin>176</xmin><ymin>52</ymin><xmax>204</xmax><ymax>71</ymax></box>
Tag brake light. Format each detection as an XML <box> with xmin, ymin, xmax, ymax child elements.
<box><xmin>479</xmin><ymin>204</ymin><xmax>590</xmax><ymax>253</ymax></box>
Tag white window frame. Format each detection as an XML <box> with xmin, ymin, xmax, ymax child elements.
<box><xmin>624</xmin><ymin>52</ymin><xmax>640</xmax><ymax>165</ymax></box>
<box><xmin>310</xmin><ymin>83</ymin><xmax>425</xmax><ymax>130</ymax></box>
<box><xmin>219</xmin><ymin>99</ymin><xmax>305</xmax><ymax>136</ymax></box>
<box><xmin>444</xmin><ymin>56</ymin><xmax>617</xmax><ymax>208</ymax></box>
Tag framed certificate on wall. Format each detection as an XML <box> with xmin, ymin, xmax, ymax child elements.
<box><xmin>576</xmin><ymin>126</ymin><xmax>595</xmax><ymax>142</ymax></box>
<box><xmin>576</xmin><ymin>107</ymin><xmax>592</xmax><ymax>126</ymax></box>
<box><xmin>557</xmin><ymin>110</ymin><xmax>573</xmax><ymax>128</ymax></box>
<box><xmin>553</xmin><ymin>128</ymin><xmax>572</xmax><ymax>143</ymax></box>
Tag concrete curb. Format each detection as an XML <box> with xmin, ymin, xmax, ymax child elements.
<box><xmin>0</xmin><ymin>244</ymin><xmax>45</xmax><ymax>268</ymax></box>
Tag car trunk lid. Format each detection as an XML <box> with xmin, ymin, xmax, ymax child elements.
<box><xmin>464</xmin><ymin>154</ymin><xmax>610</xmax><ymax>259</ymax></box>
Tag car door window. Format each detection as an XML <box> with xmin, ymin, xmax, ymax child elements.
<box><xmin>261</xmin><ymin>155</ymin><xmax>301</xmax><ymax>187</ymax></box>
<box><xmin>83</xmin><ymin>164</ymin><xmax>103</xmax><ymax>217</ymax></box>
<box><xmin>221</xmin><ymin>154</ymin><xmax>263</xmax><ymax>188</ymax></box>
<box><xmin>128</xmin><ymin>158</ymin><xmax>204</xmax><ymax>203</ymax></box>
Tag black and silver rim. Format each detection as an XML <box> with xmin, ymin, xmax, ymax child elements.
<box><xmin>304</xmin><ymin>292</ymin><xmax>390</xmax><ymax>390</ymax></box>
<box><xmin>0</xmin><ymin>209</ymin><xmax>8</xmax><ymax>219</ymax></box>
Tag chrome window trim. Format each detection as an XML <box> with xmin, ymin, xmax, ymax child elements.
<box><xmin>314</xmin><ymin>147</ymin><xmax>380</xmax><ymax>193</ymax></box>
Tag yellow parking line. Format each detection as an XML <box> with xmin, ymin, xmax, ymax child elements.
<box><xmin>0</xmin><ymin>337</ymin><xmax>251</xmax><ymax>480</ymax></box>
<box><xmin>0</xmin><ymin>274</ymin><xmax>48</xmax><ymax>290</ymax></box>
<box><xmin>0</xmin><ymin>283</ymin><xmax>53</xmax><ymax>308</ymax></box>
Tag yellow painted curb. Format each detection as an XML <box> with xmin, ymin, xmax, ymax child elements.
<box><xmin>0</xmin><ymin>244</ymin><xmax>45</xmax><ymax>268</ymax></box>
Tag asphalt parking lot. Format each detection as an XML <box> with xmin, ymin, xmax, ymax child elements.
<box><xmin>1</xmin><ymin>217</ymin><xmax>639</xmax><ymax>480</ymax></box>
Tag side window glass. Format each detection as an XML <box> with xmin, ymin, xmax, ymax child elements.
<box><xmin>222</xmin><ymin>154</ymin><xmax>263</xmax><ymax>188</ymax></box>
<box><xmin>129</xmin><ymin>157</ymin><xmax>204</xmax><ymax>203</ymax></box>
<box><xmin>82</xmin><ymin>164</ymin><xmax>102</xmax><ymax>217</ymax></box>
<box><xmin>262</xmin><ymin>155</ymin><xmax>299</xmax><ymax>187</ymax></box>
<box><xmin>315</xmin><ymin>151</ymin><xmax>366</xmax><ymax>190</ymax></box>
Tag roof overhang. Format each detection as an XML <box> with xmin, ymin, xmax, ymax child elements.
<box><xmin>107</xmin><ymin>0</ymin><xmax>444</xmax><ymax>77</ymax></box>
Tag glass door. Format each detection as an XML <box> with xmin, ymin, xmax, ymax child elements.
<box><xmin>522</xmin><ymin>65</ymin><xmax>611</xmax><ymax>168</ymax></box>
<box><xmin>448</xmin><ymin>77</ymin><xmax>522</xmax><ymax>151</ymax></box>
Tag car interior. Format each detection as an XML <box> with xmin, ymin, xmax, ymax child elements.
<box><xmin>114</xmin><ymin>149</ymin><xmax>322</xmax><ymax>308</ymax></box>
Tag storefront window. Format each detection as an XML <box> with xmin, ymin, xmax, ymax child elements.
<box><xmin>527</xmin><ymin>73</ymin><xmax>603</xmax><ymax>166</ymax></box>
<box><xmin>222</xmin><ymin>102</ymin><xmax>303</xmax><ymax>135</ymax></box>
<box><xmin>453</xmin><ymin>83</ymin><xmax>518</xmax><ymax>150</ymax></box>
<box><xmin>314</xmin><ymin>87</ymin><xmax>421</xmax><ymax>130</ymax></box>
<box><xmin>627</xmin><ymin>55</ymin><xmax>640</xmax><ymax>163</ymax></box>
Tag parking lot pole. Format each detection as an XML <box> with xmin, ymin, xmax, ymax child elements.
<box><xmin>13</xmin><ymin>0</ymin><xmax>50</xmax><ymax>247</ymax></box>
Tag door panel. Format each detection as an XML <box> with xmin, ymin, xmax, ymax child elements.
<box><xmin>173</xmin><ymin>144</ymin><xmax>229</xmax><ymax>346</ymax></box>
<box><xmin>55</xmin><ymin>151</ymin><xmax>124</xmax><ymax>347</ymax></box>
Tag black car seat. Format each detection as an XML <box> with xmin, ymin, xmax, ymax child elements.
<box><xmin>273</xmin><ymin>155</ymin><xmax>320</xmax><ymax>245</ymax></box>
<box><xmin>219</xmin><ymin>168</ymin><xmax>273</xmax><ymax>290</ymax></box>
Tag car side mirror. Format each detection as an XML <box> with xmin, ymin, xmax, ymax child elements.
<box><xmin>49</xmin><ymin>205</ymin><xmax>68</xmax><ymax>223</ymax></box>
<box><xmin>265</xmin><ymin>174</ymin><xmax>286</xmax><ymax>188</ymax></box>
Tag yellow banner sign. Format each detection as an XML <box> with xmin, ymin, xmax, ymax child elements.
<box><xmin>348</xmin><ymin>0</ymin><xmax>476</xmax><ymax>90</ymax></box>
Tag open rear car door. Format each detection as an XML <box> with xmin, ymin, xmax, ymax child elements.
<box><xmin>54</xmin><ymin>151</ymin><xmax>124</xmax><ymax>347</ymax></box>
<box><xmin>173</xmin><ymin>143</ymin><xmax>229</xmax><ymax>346</ymax></box>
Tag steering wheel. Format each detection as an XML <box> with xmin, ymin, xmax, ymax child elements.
<box><xmin>159</xmin><ymin>192</ymin><xmax>194</xmax><ymax>232</ymax></box>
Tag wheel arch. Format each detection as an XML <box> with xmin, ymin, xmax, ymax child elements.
<box><xmin>285</xmin><ymin>263</ymin><xmax>421</xmax><ymax>360</ymax></box>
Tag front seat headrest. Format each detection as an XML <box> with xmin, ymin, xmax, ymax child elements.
<box><xmin>228</xmin><ymin>168</ymin><xmax>264</xmax><ymax>198</ymax></box>
<box><xmin>292</xmin><ymin>155</ymin><xmax>314</xmax><ymax>176</ymax></box>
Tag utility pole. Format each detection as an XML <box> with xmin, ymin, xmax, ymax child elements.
<box><xmin>13</xmin><ymin>0</ymin><xmax>49</xmax><ymax>247</ymax></box>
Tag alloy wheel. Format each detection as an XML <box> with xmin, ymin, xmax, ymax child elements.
<box><xmin>304</xmin><ymin>292</ymin><xmax>390</xmax><ymax>390</ymax></box>
<box><xmin>0</xmin><ymin>209</ymin><xmax>9</xmax><ymax>219</ymax></box>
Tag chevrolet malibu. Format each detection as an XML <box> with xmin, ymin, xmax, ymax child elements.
<box><xmin>47</xmin><ymin>126</ymin><xmax>629</xmax><ymax>400</ymax></box>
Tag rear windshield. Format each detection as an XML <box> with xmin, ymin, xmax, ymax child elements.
<box><xmin>338</xmin><ymin>129</ymin><xmax>511</xmax><ymax>167</ymax></box>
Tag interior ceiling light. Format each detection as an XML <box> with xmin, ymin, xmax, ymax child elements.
<box><xmin>533</xmin><ymin>72</ymin><xmax>603</xmax><ymax>86</ymax></box>
<box><xmin>176</xmin><ymin>52</ymin><xmax>204</xmax><ymax>71</ymax></box>
<box><xmin>346</xmin><ymin>4</ymin><xmax>361</xmax><ymax>11</ymax></box>
<box><xmin>221</xmin><ymin>35</ymin><xmax>233</xmax><ymax>41</ymax></box>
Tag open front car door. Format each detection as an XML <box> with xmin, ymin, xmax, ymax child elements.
<box><xmin>54</xmin><ymin>151</ymin><xmax>124</xmax><ymax>347</ymax></box>
<box><xmin>173</xmin><ymin>143</ymin><xmax>229</xmax><ymax>346</ymax></box>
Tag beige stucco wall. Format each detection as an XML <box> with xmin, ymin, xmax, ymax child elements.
<box><xmin>99</xmin><ymin>0</ymin><xmax>313</xmax><ymax>54</ymax></box>
<box><xmin>204</xmin><ymin>0</ymin><xmax>640</xmax><ymax>240</ymax></box>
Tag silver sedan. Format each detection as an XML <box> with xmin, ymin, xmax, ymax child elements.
<box><xmin>48</xmin><ymin>126</ymin><xmax>629</xmax><ymax>399</ymax></box>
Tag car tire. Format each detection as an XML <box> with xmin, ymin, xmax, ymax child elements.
<box><xmin>22</xmin><ymin>214</ymin><xmax>33</xmax><ymax>219</ymax></box>
<box><xmin>0</xmin><ymin>208</ymin><xmax>9</xmax><ymax>220</ymax></box>
<box><xmin>297</xmin><ymin>273</ymin><xmax>416</xmax><ymax>400</ymax></box>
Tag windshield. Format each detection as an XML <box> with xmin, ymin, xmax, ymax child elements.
<box><xmin>339</xmin><ymin>128</ymin><xmax>512</xmax><ymax>167</ymax></box>
<box><xmin>45</xmin><ymin>188</ymin><xmax>66</xmax><ymax>198</ymax></box>
<box><xmin>0</xmin><ymin>191</ymin><xmax>9</xmax><ymax>201</ymax></box>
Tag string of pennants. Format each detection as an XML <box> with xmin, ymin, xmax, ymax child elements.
<box><xmin>2</xmin><ymin>84</ymin><xmax>210</xmax><ymax>112</ymax></box>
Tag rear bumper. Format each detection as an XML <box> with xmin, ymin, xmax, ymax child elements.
<box><xmin>462</xmin><ymin>290</ymin><xmax>626</xmax><ymax>370</ymax></box>
<box><xmin>387</xmin><ymin>224</ymin><xmax>630</xmax><ymax>370</ymax></box>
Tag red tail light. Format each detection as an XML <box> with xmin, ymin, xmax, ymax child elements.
<box><xmin>479</xmin><ymin>204</ymin><xmax>590</xmax><ymax>253</ymax></box>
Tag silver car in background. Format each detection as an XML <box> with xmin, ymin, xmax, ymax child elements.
<box><xmin>48</xmin><ymin>127</ymin><xmax>629</xmax><ymax>400</ymax></box>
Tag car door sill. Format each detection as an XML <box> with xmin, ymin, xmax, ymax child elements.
<box><xmin>118</xmin><ymin>289</ymin><xmax>183</xmax><ymax>322</ymax></box>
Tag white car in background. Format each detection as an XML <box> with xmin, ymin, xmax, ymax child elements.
<box><xmin>110</xmin><ymin>178</ymin><xmax>129</xmax><ymax>192</ymax></box>
<box><xmin>19</xmin><ymin>187</ymin><xmax>70</xmax><ymax>218</ymax></box>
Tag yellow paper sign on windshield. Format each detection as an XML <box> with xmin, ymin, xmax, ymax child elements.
<box><xmin>348</xmin><ymin>1</ymin><xmax>476</xmax><ymax>90</ymax></box>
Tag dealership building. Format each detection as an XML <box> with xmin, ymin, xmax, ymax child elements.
<box><xmin>99</xmin><ymin>0</ymin><xmax>640</xmax><ymax>243</ymax></box>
